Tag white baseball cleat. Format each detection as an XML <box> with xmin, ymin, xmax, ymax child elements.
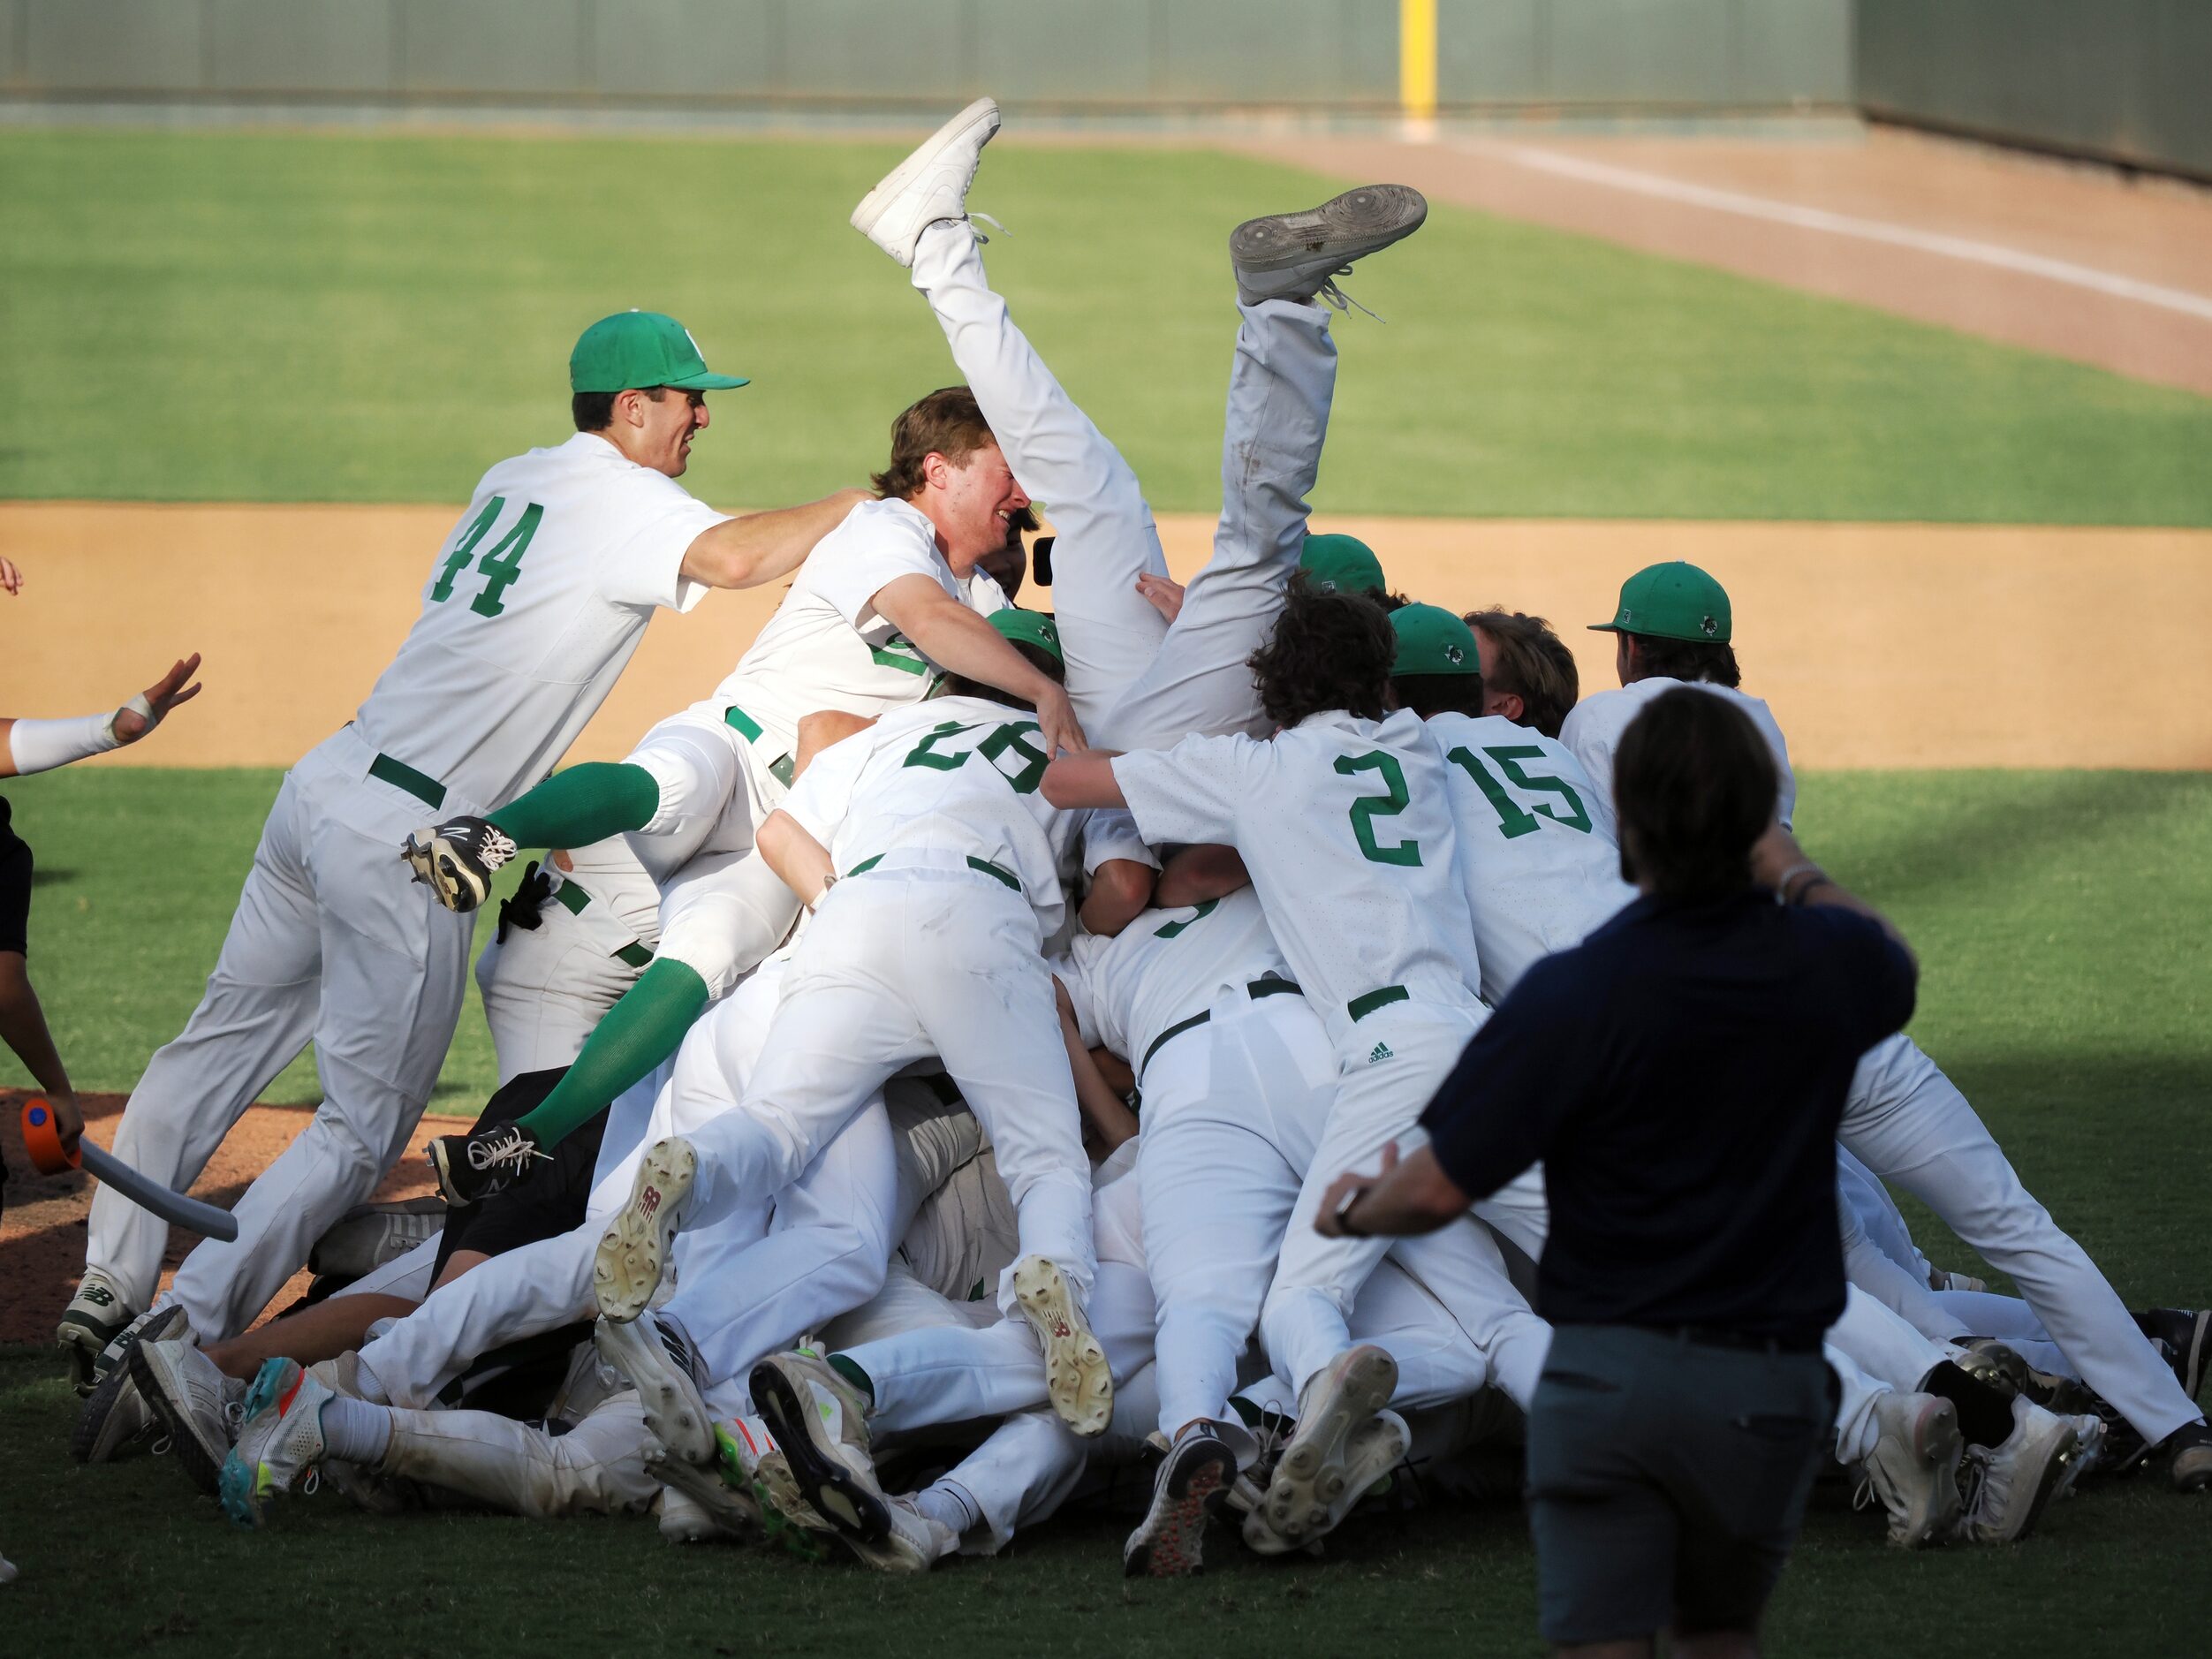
<box><xmin>56</xmin><ymin>1267</ymin><xmax>135</xmax><ymax>1395</ymax></box>
<box><xmin>748</xmin><ymin>1350</ymin><xmax>888</xmax><ymax>1542</ymax></box>
<box><xmin>1853</xmin><ymin>1390</ymin><xmax>1965</xmax><ymax>1548</ymax></box>
<box><xmin>593</xmin><ymin>1137</ymin><xmax>696</xmax><ymax>1322</ymax></box>
<box><xmin>1011</xmin><ymin>1254</ymin><xmax>1113</xmax><ymax>1437</ymax></box>
<box><xmin>132</xmin><ymin>1327</ymin><xmax>245</xmax><ymax>1496</ymax></box>
<box><xmin>1249</xmin><ymin>1345</ymin><xmax>1398</xmax><ymax>1550</ymax></box>
<box><xmin>1958</xmin><ymin>1396</ymin><xmax>2080</xmax><ymax>1545</ymax></box>
<box><xmin>1246</xmin><ymin>1405</ymin><xmax>1410</xmax><ymax>1557</ymax></box>
<box><xmin>1124</xmin><ymin>1427</ymin><xmax>1239</xmax><ymax>1578</ymax></box>
<box><xmin>595</xmin><ymin>1313</ymin><xmax>714</xmax><ymax>1466</ymax></box>
<box><xmin>1229</xmin><ymin>185</ymin><xmax>1428</xmax><ymax>310</ymax></box>
<box><xmin>647</xmin><ymin>1443</ymin><xmax>761</xmax><ymax>1542</ymax></box>
<box><xmin>851</xmin><ymin>97</ymin><xmax>1001</xmax><ymax>267</ymax></box>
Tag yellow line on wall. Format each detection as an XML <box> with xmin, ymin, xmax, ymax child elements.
<box><xmin>1401</xmin><ymin>0</ymin><xmax>1439</xmax><ymax>121</ymax></box>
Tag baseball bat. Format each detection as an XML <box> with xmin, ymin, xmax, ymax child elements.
<box><xmin>19</xmin><ymin>1096</ymin><xmax>240</xmax><ymax>1242</ymax></box>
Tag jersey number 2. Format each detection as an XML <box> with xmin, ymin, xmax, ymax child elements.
<box><xmin>432</xmin><ymin>496</ymin><xmax>543</xmax><ymax>617</ymax></box>
<box><xmin>1336</xmin><ymin>751</ymin><xmax>1421</xmax><ymax>867</ymax></box>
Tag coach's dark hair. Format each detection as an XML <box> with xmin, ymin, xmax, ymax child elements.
<box><xmin>1626</xmin><ymin>632</ymin><xmax>1742</xmax><ymax>690</ymax></box>
<box><xmin>1612</xmin><ymin>688</ymin><xmax>1777</xmax><ymax>903</ymax></box>
<box><xmin>873</xmin><ymin>387</ymin><xmax>999</xmax><ymax>500</ymax></box>
<box><xmin>1248</xmin><ymin>574</ymin><xmax>1395</xmax><ymax>729</ymax></box>
<box><xmin>1465</xmin><ymin>609</ymin><xmax>1579</xmax><ymax>738</ymax></box>
<box><xmin>942</xmin><ymin>640</ymin><xmax>1065</xmax><ymax>709</ymax></box>
<box><xmin>572</xmin><ymin>385</ymin><xmax>671</xmax><ymax>433</ymax></box>
<box><xmin>1390</xmin><ymin>673</ymin><xmax>1485</xmax><ymax>720</ymax></box>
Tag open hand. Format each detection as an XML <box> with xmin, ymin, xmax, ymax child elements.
<box><xmin>1135</xmin><ymin>572</ymin><xmax>1185</xmax><ymax>625</ymax></box>
<box><xmin>113</xmin><ymin>654</ymin><xmax>203</xmax><ymax>744</ymax></box>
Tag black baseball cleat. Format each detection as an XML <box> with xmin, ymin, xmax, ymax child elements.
<box><xmin>428</xmin><ymin>1121</ymin><xmax>548</xmax><ymax>1206</ymax></box>
<box><xmin>1230</xmin><ymin>184</ymin><xmax>1428</xmax><ymax>310</ymax></box>
<box><xmin>2133</xmin><ymin>1308</ymin><xmax>2211</xmax><ymax>1402</ymax></box>
<box><xmin>399</xmin><ymin>814</ymin><xmax>518</xmax><ymax>913</ymax></box>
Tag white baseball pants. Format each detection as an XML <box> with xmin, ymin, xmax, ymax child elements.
<box><xmin>1104</xmin><ymin>296</ymin><xmax>1339</xmax><ymax>749</ymax></box>
<box><xmin>911</xmin><ymin>220</ymin><xmax>1170</xmax><ymax>733</ymax></box>
<box><xmin>1839</xmin><ymin>1032</ymin><xmax>2201</xmax><ymax>1443</ymax></box>
<box><xmin>621</xmin><ymin>706</ymin><xmax>799</xmax><ymax>1000</ymax></box>
<box><xmin>92</xmin><ymin>725</ymin><xmax>473</xmax><ymax>1337</ymax></box>
<box><xmin>1825</xmin><ymin>1283</ymin><xmax>1956</xmax><ymax>1465</ymax></box>
<box><xmin>376</xmin><ymin>1390</ymin><xmax>659</xmax><ymax>1519</ymax></box>
<box><xmin>473</xmin><ymin>877</ymin><xmax>646</xmax><ymax>1086</ymax></box>
<box><xmin>679</xmin><ymin>866</ymin><xmax>1096</xmax><ymax>1314</ymax></box>
<box><xmin>1264</xmin><ymin>1001</ymin><xmax>1551</xmax><ymax>1405</ymax></box>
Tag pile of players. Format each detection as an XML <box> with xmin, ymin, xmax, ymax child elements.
<box><xmin>61</xmin><ymin>100</ymin><xmax>2208</xmax><ymax>1579</ymax></box>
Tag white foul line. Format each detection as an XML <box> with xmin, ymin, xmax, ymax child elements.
<box><xmin>1502</xmin><ymin>146</ymin><xmax>2212</xmax><ymax>325</ymax></box>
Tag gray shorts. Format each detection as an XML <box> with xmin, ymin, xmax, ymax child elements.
<box><xmin>1526</xmin><ymin>1323</ymin><xmax>1837</xmax><ymax>1646</ymax></box>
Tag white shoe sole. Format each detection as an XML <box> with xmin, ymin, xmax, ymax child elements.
<box><xmin>1230</xmin><ymin>185</ymin><xmax>1428</xmax><ymax>297</ymax></box>
<box><xmin>1124</xmin><ymin>1435</ymin><xmax>1238</xmax><ymax>1578</ymax></box>
<box><xmin>1880</xmin><ymin>1396</ymin><xmax>1964</xmax><ymax>1548</ymax></box>
<box><xmin>1011</xmin><ymin>1255</ymin><xmax>1113</xmax><ymax>1437</ymax></box>
<box><xmin>1261</xmin><ymin>1345</ymin><xmax>1398</xmax><ymax>1546</ymax></box>
<box><xmin>750</xmin><ymin>1355</ymin><xmax>890</xmax><ymax>1544</ymax></box>
<box><xmin>645</xmin><ymin>1443</ymin><xmax>760</xmax><ymax>1539</ymax></box>
<box><xmin>595</xmin><ymin>1316</ymin><xmax>713</xmax><ymax>1466</ymax></box>
<box><xmin>594</xmin><ymin>1139</ymin><xmax>695</xmax><ymax>1322</ymax></box>
<box><xmin>850</xmin><ymin>96</ymin><xmax>1000</xmax><ymax>264</ymax></box>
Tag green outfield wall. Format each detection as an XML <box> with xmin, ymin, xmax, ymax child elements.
<box><xmin>0</xmin><ymin>0</ymin><xmax>1849</xmax><ymax>114</ymax></box>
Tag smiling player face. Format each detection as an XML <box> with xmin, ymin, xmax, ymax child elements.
<box><xmin>928</xmin><ymin>440</ymin><xmax>1030</xmax><ymax>573</ymax></box>
<box><xmin>638</xmin><ymin>387</ymin><xmax>709</xmax><ymax>479</ymax></box>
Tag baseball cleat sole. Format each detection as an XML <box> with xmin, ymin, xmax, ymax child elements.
<box><xmin>749</xmin><ymin>1357</ymin><xmax>890</xmax><ymax>1546</ymax></box>
<box><xmin>645</xmin><ymin>1443</ymin><xmax>761</xmax><ymax>1539</ymax></box>
<box><xmin>1125</xmin><ymin>1434</ymin><xmax>1238</xmax><ymax>1578</ymax></box>
<box><xmin>595</xmin><ymin>1316</ymin><xmax>713</xmax><ymax>1466</ymax></box>
<box><xmin>1230</xmin><ymin>185</ymin><xmax>1428</xmax><ymax>294</ymax></box>
<box><xmin>1012</xmin><ymin>1254</ymin><xmax>1113</xmax><ymax>1437</ymax></box>
<box><xmin>1263</xmin><ymin>1345</ymin><xmax>1398</xmax><ymax>1546</ymax></box>
<box><xmin>593</xmin><ymin>1139</ymin><xmax>696</xmax><ymax>1322</ymax></box>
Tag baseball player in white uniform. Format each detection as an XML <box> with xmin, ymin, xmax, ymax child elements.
<box><xmin>61</xmin><ymin>310</ymin><xmax>861</xmax><ymax>1378</ymax></box>
<box><xmin>591</xmin><ymin>613</ymin><xmax>1122</xmax><ymax>1436</ymax></box>
<box><xmin>405</xmin><ymin>390</ymin><xmax>1085</xmax><ymax>1207</ymax></box>
<box><xmin>1045</xmin><ymin>582</ymin><xmax>1536</xmax><ymax>1550</ymax></box>
<box><xmin>1566</xmin><ymin>561</ymin><xmax>2212</xmax><ymax>1490</ymax></box>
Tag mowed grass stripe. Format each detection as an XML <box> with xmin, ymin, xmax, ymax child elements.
<box><xmin>1</xmin><ymin>128</ymin><xmax>2208</xmax><ymax>522</ymax></box>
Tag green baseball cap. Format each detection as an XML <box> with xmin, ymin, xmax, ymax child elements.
<box><xmin>1589</xmin><ymin>561</ymin><xmax>1731</xmax><ymax>644</ymax></box>
<box><xmin>989</xmin><ymin>606</ymin><xmax>1064</xmax><ymax>666</ymax></box>
<box><xmin>569</xmin><ymin>310</ymin><xmax>749</xmax><ymax>394</ymax></box>
<box><xmin>1299</xmin><ymin>533</ymin><xmax>1386</xmax><ymax>597</ymax></box>
<box><xmin>1390</xmin><ymin>603</ymin><xmax>1481</xmax><ymax>678</ymax></box>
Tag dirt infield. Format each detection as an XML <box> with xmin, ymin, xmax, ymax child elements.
<box><xmin>6</xmin><ymin>501</ymin><xmax>2208</xmax><ymax>771</ymax></box>
<box><xmin>1236</xmin><ymin>125</ymin><xmax>2212</xmax><ymax>398</ymax></box>
<box><xmin>0</xmin><ymin>1088</ymin><xmax>439</xmax><ymax>1344</ymax></box>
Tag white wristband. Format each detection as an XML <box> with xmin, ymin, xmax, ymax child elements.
<box><xmin>9</xmin><ymin>710</ymin><xmax>121</xmax><ymax>776</ymax></box>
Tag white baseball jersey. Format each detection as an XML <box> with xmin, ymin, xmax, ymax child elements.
<box><xmin>1424</xmin><ymin>714</ymin><xmax>1637</xmax><ymax>1005</ymax></box>
<box><xmin>1112</xmin><ymin>708</ymin><xmax>1481</xmax><ymax>1049</ymax></box>
<box><xmin>777</xmin><ymin>694</ymin><xmax>1081</xmax><ymax>939</ymax></box>
<box><xmin>702</xmin><ymin>496</ymin><xmax>1007</xmax><ymax>755</ymax></box>
<box><xmin>354</xmin><ymin>432</ymin><xmax>720</xmax><ymax>810</ymax></box>
<box><xmin>1560</xmin><ymin>678</ymin><xmax>1797</xmax><ymax>830</ymax></box>
<box><xmin>1057</xmin><ymin>885</ymin><xmax>1291</xmax><ymax>1073</ymax></box>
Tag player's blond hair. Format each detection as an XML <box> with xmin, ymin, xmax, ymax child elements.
<box><xmin>1464</xmin><ymin>609</ymin><xmax>1580</xmax><ymax>738</ymax></box>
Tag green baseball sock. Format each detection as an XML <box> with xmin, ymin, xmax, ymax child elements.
<box><xmin>486</xmin><ymin>762</ymin><xmax>659</xmax><ymax>850</ymax></box>
<box><xmin>513</xmin><ymin>958</ymin><xmax>709</xmax><ymax>1148</ymax></box>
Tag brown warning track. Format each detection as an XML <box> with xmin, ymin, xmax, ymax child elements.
<box><xmin>1229</xmin><ymin>125</ymin><xmax>2212</xmax><ymax>398</ymax></box>
<box><xmin>4</xmin><ymin>501</ymin><xmax>2208</xmax><ymax>772</ymax></box>
<box><xmin>1</xmin><ymin>1088</ymin><xmax>439</xmax><ymax>1344</ymax></box>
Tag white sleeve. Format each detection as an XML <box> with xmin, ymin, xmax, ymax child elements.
<box><xmin>1080</xmin><ymin>808</ymin><xmax>1160</xmax><ymax>877</ymax></box>
<box><xmin>810</xmin><ymin>512</ymin><xmax>948</xmax><ymax>627</ymax></box>
<box><xmin>597</xmin><ymin>480</ymin><xmax>723</xmax><ymax>614</ymax></box>
<box><xmin>964</xmin><ymin>570</ymin><xmax>1011</xmax><ymax>617</ymax></box>
<box><xmin>1558</xmin><ymin>699</ymin><xmax>1621</xmax><ymax>828</ymax></box>
<box><xmin>7</xmin><ymin>711</ymin><xmax>120</xmax><ymax>776</ymax></box>
<box><xmin>779</xmin><ymin>728</ymin><xmax>875</xmax><ymax>845</ymax></box>
<box><xmin>1110</xmin><ymin>732</ymin><xmax>1258</xmax><ymax>850</ymax></box>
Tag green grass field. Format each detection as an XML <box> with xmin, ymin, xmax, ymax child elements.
<box><xmin>3</xmin><ymin>128</ymin><xmax>2210</xmax><ymax>523</ymax></box>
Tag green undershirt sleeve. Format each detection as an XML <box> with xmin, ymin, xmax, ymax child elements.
<box><xmin>488</xmin><ymin>761</ymin><xmax>660</xmax><ymax>851</ymax></box>
<box><xmin>513</xmin><ymin>958</ymin><xmax>710</xmax><ymax>1148</ymax></box>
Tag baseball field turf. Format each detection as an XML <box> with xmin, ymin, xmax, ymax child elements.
<box><xmin>2</xmin><ymin>127</ymin><xmax>2208</xmax><ymax>1650</ymax></box>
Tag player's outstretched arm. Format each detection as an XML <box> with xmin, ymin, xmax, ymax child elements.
<box><xmin>678</xmin><ymin>487</ymin><xmax>871</xmax><ymax>591</ymax></box>
<box><xmin>1052</xmin><ymin>976</ymin><xmax>1138</xmax><ymax>1156</ymax></box>
<box><xmin>754</xmin><ymin>809</ymin><xmax>836</xmax><ymax>909</ymax></box>
<box><xmin>872</xmin><ymin>576</ymin><xmax>1087</xmax><ymax>755</ymax></box>
<box><xmin>1</xmin><ymin>652</ymin><xmax>203</xmax><ymax>778</ymax></box>
<box><xmin>1041</xmin><ymin>753</ymin><xmax>1126</xmax><ymax>811</ymax></box>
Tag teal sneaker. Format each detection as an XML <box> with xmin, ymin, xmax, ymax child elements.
<box><xmin>218</xmin><ymin>1358</ymin><xmax>332</xmax><ymax>1528</ymax></box>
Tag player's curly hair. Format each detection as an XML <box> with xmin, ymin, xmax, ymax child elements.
<box><xmin>1248</xmin><ymin>574</ymin><xmax>1395</xmax><ymax>729</ymax></box>
<box><xmin>1613</xmin><ymin>687</ymin><xmax>1776</xmax><ymax>902</ymax></box>
<box><xmin>1464</xmin><ymin>609</ymin><xmax>1581</xmax><ymax>737</ymax></box>
<box><xmin>872</xmin><ymin>387</ymin><xmax>1001</xmax><ymax>500</ymax></box>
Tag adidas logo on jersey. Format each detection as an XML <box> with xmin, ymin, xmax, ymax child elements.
<box><xmin>1367</xmin><ymin>1042</ymin><xmax>1395</xmax><ymax>1064</ymax></box>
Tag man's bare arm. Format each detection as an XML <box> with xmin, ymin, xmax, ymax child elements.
<box><xmin>1042</xmin><ymin>753</ymin><xmax>1126</xmax><ymax>811</ymax></box>
<box><xmin>754</xmin><ymin>809</ymin><xmax>835</xmax><ymax>909</ymax></box>
<box><xmin>792</xmin><ymin>711</ymin><xmax>875</xmax><ymax>782</ymax></box>
<box><xmin>1053</xmin><ymin>976</ymin><xmax>1139</xmax><ymax>1156</ymax></box>
<box><xmin>1155</xmin><ymin>844</ymin><xmax>1250</xmax><ymax>909</ymax></box>
<box><xmin>1079</xmin><ymin>857</ymin><xmax>1156</xmax><ymax>938</ymax></box>
<box><xmin>872</xmin><ymin>575</ymin><xmax>1087</xmax><ymax>756</ymax></box>
<box><xmin>679</xmin><ymin>488</ymin><xmax>870</xmax><ymax>591</ymax></box>
<box><xmin>1314</xmin><ymin>1141</ymin><xmax>1471</xmax><ymax>1239</ymax></box>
